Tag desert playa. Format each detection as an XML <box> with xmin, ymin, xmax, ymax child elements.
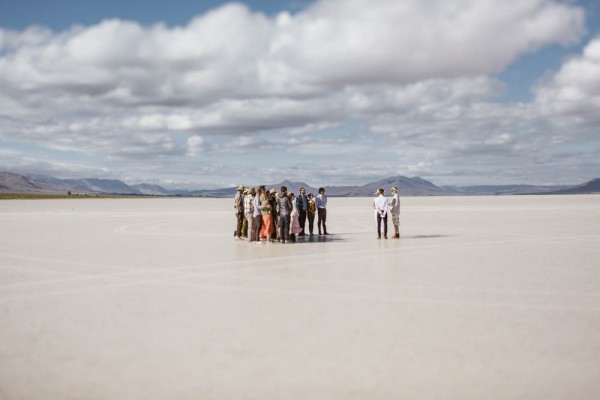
<box><xmin>1</xmin><ymin>195</ymin><xmax>599</xmax><ymax>399</ymax></box>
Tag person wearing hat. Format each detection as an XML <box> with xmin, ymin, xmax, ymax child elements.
<box><xmin>233</xmin><ymin>185</ymin><xmax>245</xmax><ymax>239</ymax></box>
<box><xmin>373</xmin><ymin>188</ymin><xmax>388</xmax><ymax>239</ymax></box>
<box><xmin>244</xmin><ymin>188</ymin><xmax>256</xmax><ymax>241</ymax></box>
<box><xmin>389</xmin><ymin>186</ymin><xmax>400</xmax><ymax>239</ymax></box>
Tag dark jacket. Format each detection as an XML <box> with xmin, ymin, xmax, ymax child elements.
<box><xmin>276</xmin><ymin>193</ymin><xmax>293</xmax><ymax>217</ymax></box>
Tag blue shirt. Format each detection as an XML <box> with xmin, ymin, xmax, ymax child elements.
<box><xmin>296</xmin><ymin>194</ymin><xmax>308</xmax><ymax>211</ymax></box>
<box><xmin>316</xmin><ymin>194</ymin><xmax>327</xmax><ymax>209</ymax></box>
<box><xmin>253</xmin><ymin>195</ymin><xmax>263</xmax><ymax>217</ymax></box>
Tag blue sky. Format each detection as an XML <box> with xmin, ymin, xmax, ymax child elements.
<box><xmin>1</xmin><ymin>0</ymin><xmax>599</xmax><ymax>188</ymax></box>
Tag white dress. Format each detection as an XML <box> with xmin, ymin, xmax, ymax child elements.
<box><xmin>290</xmin><ymin>201</ymin><xmax>302</xmax><ymax>234</ymax></box>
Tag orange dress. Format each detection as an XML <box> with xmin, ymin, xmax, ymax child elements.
<box><xmin>259</xmin><ymin>200</ymin><xmax>273</xmax><ymax>239</ymax></box>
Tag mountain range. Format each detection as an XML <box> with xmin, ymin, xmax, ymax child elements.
<box><xmin>1</xmin><ymin>171</ymin><xmax>599</xmax><ymax>197</ymax></box>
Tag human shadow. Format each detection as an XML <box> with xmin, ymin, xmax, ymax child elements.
<box><xmin>400</xmin><ymin>234</ymin><xmax>450</xmax><ymax>240</ymax></box>
<box><xmin>289</xmin><ymin>234</ymin><xmax>348</xmax><ymax>244</ymax></box>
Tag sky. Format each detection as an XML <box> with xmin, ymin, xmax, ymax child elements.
<box><xmin>1</xmin><ymin>0</ymin><xmax>599</xmax><ymax>189</ymax></box>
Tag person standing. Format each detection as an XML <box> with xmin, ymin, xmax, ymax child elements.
<box><xmin>252</xmin><ymin>188</ymin><xmax>264</xmax><ymax>243</ymax></box>
<box><xmin>373</xmin><ymin>188</ymin><xmax>388</xmax><ymax>239</ymax></box>
<box><xmin>233</xmin><ymin>185</ymin><xmax>245</xmax><ymax>240</ymax></box>
<box><xmin>259</xmin><ymin>192</ymin><xmax>273</xmax><ymax>242</ymax></box>
<box><xmin>389</xmin><ymin>186</ymin><xmax>400</xmax><ymax>239</ymax></box>
<box><xmin>316</xmin><ymin>187</ymin><xmax>328</xmax><ymax>235</ymax></box>
<box><xmin>244</xmin><ymin>188</ymin><xmax>255</xmax><ymax>241</ymax></box>
<box><xmin>268</xmin><ymin>188</ymin><xmax>278</xmax><ymax>241</ymax></box>
<box><xmin>296</xmin><ymin>187</ymin><xmax>308</xmax><ymax>236</ymax></box>
<box><xmin>307</xmin><ymin>193</ymin><xmax>316</xmax><ymax>236</ymax></box>
<box><xmin>276</xmin><ymin>186</ymin><xmax>293</xmax><ymax>243</ymax></box>
<box><xmin>289</xmin><ymin>192</ymin><xmax>302</xmax><ymax>242</ymax></box>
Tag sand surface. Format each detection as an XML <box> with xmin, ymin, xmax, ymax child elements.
<box><xmin>1</xmin><ymin>195</ymin><xmax>599</xmax><ymax>399</ymax></box>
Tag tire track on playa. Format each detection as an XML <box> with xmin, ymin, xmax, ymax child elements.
<box><xmin>1</xmin><ymin>231</ymin><xmax>597</xmax><ymax>289</ymax></box>
<box><xmin>113</xmin><ymin>217</ymin><xmax>203</xmax><ymax>237</ymax></box>
<box><xmin>1</xmin><ymin>233</ymin><xmax>599</xmax><ymax>311</ymax></box>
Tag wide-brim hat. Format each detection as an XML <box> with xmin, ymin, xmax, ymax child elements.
<box><xmin>269</xmin><ymin>188</ymin><xmax>276</xmax><ymax>194</ymax></box>
<box><xmin>238</xmin><ymin>185</ymin><xmax>245</xmax><ymax>191</ymax></box>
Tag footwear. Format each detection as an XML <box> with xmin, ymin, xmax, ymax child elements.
<box><xmin>384</xmin><ymin>236</ymin><xmax>388</xmax><ymax>239</ymax></box>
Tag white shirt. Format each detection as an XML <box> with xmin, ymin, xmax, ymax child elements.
<box><xmin>373</xmin><ymin>195</ymin><xmax>388</xmax><ymax>214</ymax></box>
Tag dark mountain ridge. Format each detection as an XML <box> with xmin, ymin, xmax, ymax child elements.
<box><xmin>1</xmin><ymin>171</ymin><xmax>598</xmax><ymax>197</ymax></box>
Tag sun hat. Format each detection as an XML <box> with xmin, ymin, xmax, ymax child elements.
<box><xmin>238</xmin><ymin>185</ymin><xmax>245</xmax><ymax>191</ymax></box>
<box><xmin>270</xmin><ymin>188</ymin><xmax>276</xmax><ymax>194</ymax></box>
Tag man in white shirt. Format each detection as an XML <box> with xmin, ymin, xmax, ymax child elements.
<box><xmin>315</xmin><ymin>187</ymin><xmax>328</xmax><ymax>235</ymax></box>
<box><xmin>373</xmin><ymin>188</ymin><xmax>388</xmax><ymax>239</ymax></box>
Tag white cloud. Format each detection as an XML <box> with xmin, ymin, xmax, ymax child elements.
<box><xmin>0</xmin><ymin>0</ymin><xmax>596</xmax><ymax>186</ymax></box>
<box><xmin>535</xmin><ymin>35</ymin><xmax>600</xmax><ymax>121</ymax></box>
<box><xmin>186</xmin><ymin>135</ymin><xmax>206</xmax><ymax>156</ymax></box>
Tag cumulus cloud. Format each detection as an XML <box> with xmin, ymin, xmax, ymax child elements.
<box><xmin>535</xmin><ymin>35</ymin><xmax>600</xmax><ymax>122</ymax></box>
<box><xmin>0</xmin><ymin>0</ymin><xmax>596</xmax><ymax>186</ymax></box>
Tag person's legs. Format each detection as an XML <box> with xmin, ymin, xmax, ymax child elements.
<box><xmin>246</xmin><ymin>213</ymin><xmax>253</xmax><ymax>241</ymax></box>
<box><xmin>322</xmin><ymin>209</ymin><xmax>328</xmax><ymax>234</ymax></box>
<box><xmin>299</xmin><ymin>211</ymin><xmax>306</xmax><ymax>235</ymax></box>
<box><xmin>236</xmin><ymin>212</ymin><xmax>244</xmax><ymax>238</ymax></box>
<box><xmin>383</xmin><ymin>214</ymin><xmax>388</xmax><ymax>239</ymax></box>
<box><xmin>317</xmin><ymin>209</ymin><xmax>323</xmax><ymax>235</ymax></box>
<box><xmin>376</xmin><ymin>214</ymin><xmax>382</xmax><ymax>239</ymax></box>
<box><xmin>278</xmin><ymin>215</ymin><xmax>285</xmax><ymax>242</ymax></box>
<box><xmin>253</xmin><ymin>215</ymin><xmax>262</xmax><ymax>242</ymax></box>
<box><xmin>283</xmin><ymin>215</ymin><xmax>291</xmax><ymax>242</ymax></box>
<box><xmin>392</xmin><ymin>212</ymin><xmax>400</xmax><ymax>238</ymax></box>
<box><xmin>262</xmin><ymin>214</ymin><xmax>271</xmax><ymax>242</ymax></box>
<box><xmin>308</xmin><ymin>213</ymin><xmax>314</xmax><ymax>235</ymax></box>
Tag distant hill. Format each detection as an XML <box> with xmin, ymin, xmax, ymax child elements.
<box><xmin>26</xmin><ymin>175</ymin><xmax>141</xmax><ymax>195</ymax></box>
<box><xmin>187</xmin><ymin>180</ymin><xmax>319</xmax><ymax>197</ymax></box>
<box><xmin>0</xmin><ymin>172</ymin><xmax>48</xmax><ymax>193</ymax></box>
<box><xmin>130</xmin><ymin>183</ymin><xmax>171</xmax><ymax>196</ymax></box>
<box><xmin>542</xmin><ymin>178</ymin><xmax>600</xmax><ymax>195</ymax></box>
<box><xmin>2</xmin><ymin>171</ymin><xmax>598</xmax><ymax>197</ymax></box>
<box><xmin>443</xmin><ymin>184</ymin><xmax>570</xmax><ymax>196</ymax></box>
<box><xmin>1</xmin><ymin>173</ymin><xmax>143</xmax><ymax>195</ymax></box>
<box><xmin>326</xmin><ymin>176</ymin><xmax>451</xmax><ymax>197</ymax></box>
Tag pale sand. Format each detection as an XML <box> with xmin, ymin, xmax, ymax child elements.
<box><xmin>0</xmin><ymin>195</ymin><xmax>599</xmax><ymax>399</ymax></box>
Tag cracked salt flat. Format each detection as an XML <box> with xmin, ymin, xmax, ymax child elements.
<box><xmin>0</xmin><ymin>195</ymin><xmax>599</xmax><ymax>399</ymax></box>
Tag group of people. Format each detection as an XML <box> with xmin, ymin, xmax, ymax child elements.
<box><xmin>372</xmin><ymin>186</ymin><xmax>401</xmax><ymax>239</ymax></box>
<box><xmin>234</xmin><ymin>185</ymin><xmax>329</xmax><ymax>244</ymax></box>
<box><xmin>233</xmin><ymin>184</ymin><xmax>401</xmax><ymax>243</ymax></box>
